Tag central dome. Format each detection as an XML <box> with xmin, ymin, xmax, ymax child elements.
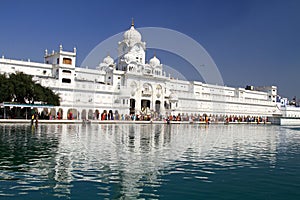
<box><xmin>123</xmin><ymin>24</ymin><xmax>142</xmax><ymax>47</ymax></box>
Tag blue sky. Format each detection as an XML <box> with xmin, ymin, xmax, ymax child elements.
<box><xmin>1</xmin><ymin>0</ymin><xmax>300</xmax><ymax>99</ymax></box>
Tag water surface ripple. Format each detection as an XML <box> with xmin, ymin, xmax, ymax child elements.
<box><xmin>0</xmin><ymin>124</ymin><xmax>300</xmax><ymax>199</ymax></box>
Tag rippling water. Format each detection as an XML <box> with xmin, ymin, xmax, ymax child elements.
<box><xmin>0</xmin><ymin>124</ymin><xmax>300</xmax><ymax>199</ymax></box>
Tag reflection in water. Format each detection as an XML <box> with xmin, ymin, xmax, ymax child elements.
<box><xmin>0</xmin><ymin>124</ymin><xmax>300</xmax><ymax>199</ymax></box>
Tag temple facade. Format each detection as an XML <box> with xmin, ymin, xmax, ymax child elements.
<box><xmin>0</xmin><ymin>23</ymin><xmax>281</xmax><ymax>120</ymax></box>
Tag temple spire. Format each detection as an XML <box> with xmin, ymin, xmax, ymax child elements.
<box><xmin>131</xmin><ymin>18</ymin><xmax>134</xmax><ymax>27</ymax></box>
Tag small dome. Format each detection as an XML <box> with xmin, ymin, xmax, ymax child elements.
<box><xmin>149</xmin><ymin>55</ymin><xmax>160</xmax><ymax>67</ymax></box>
<box><xmin>123</xmin><ymin>25</ymin><xmax>142</xmax><ymax>47</ymax></box>
<box><xmin>103</xmin><ymin>55</ymin><xmax>114</xmax><ymax>65</ymax></box>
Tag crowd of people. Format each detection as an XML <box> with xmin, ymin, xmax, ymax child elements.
<box><xmin>94</xmin><ymin>111</ymin><xmax>268</xmax><ymax>124</ymax></box>
<box><xmin>165</xmin><ymin>114</ymin><xmax>267</xmax><ymax>124</ymax></box>
<box><xmin>27</xmin><ymin>108</ymin><xmax>268</xmax><ymax>124</ymax></box>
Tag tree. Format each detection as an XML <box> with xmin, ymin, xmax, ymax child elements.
<box><xmin>0</xmin><ymin>72</ymin><xmax>60</xmax><ymax>106</ymax></box>
<box><xmin>9</xmin><ymin>72</ymin><xmax>34</xmax><ymax>104</ymax></box>
<box><xmin>0</xmin><ymin>74</ymin><xmax>14</xmax><ymax>102</ymax></box>
<box><xmin>43</xmin><ymin>87</ymin><xmax>60</xmax><ymax>106</ymax></box>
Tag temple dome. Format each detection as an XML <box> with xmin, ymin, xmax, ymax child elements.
<box><xmin>103</xmin><ymin>55</ymin><xmax>114</xmax><ymax>65</ymax></box>
<box><xmin>149</xmin><ymin>55</ymin><xmax>160</xmax><ymax>67</ymax></box>
<box><xmin>123</xmin><ymin>25</ymin><xmax>142</xmax><ymax>47</ymax></box>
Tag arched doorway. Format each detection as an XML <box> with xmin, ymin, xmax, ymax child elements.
<box><xmin>81</xmin><ymin>109</ymin><xmax>87</xmax><ymax>120</ymax></box>
<box><xmin>130</xmin><ymin>99</ymin><xmax>135</xmax><ymax>114</ymax></box>
<box><xmin>141</xmin><ymin>99</ymin><xmax>150</xmax><ymax>109</ymax></box>
<box><xmin>57</xmin><ymin>108</ymin><xmax>63</xmax><ymax>119</ymax></box>
<box><xmin>95</xmin><ymin>109</ymin><xmax>100</xmax><ymax>120</ymax></box>
<box><xmin>40</xmin><ymin>108</ymin><xmax>49</xmax><ymax>119</ymax></box>
<box><xmin>67</xmin><ymin>108</ymin><xmax>77</xmax><ymax>120</ymax></box>
<box><xmin>88</xmin><ymin>109</ymin><xmax>93</xmax><ymax>120</ymax></box>
<box><xmin>101</xmin><ymin>110</ymin><xmax>107</xmax><ymax>120</ymax></box>
<box><xmin>141</xmin><ymin>99</ymin><xmax>151</xmax><ymax>115</ymax></box>
<box><xmin>50</xmin><ymin>108</ymin><xmax>56</xmax><ymax>120</ymax></box>
<box><xmin>155</xmin><ymin>100</ymin><xmax>161</xmax><ymax>114</ymax></box>
<box><xmin>114</xmin><ymin>110</ymin><xmax>120</xmax><ymax>120</ymax></box>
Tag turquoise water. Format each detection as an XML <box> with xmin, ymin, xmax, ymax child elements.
<box><xmin>0</xmin><ymin>124</ymin><xmax>300</xmax><ymax>199</ymax></box>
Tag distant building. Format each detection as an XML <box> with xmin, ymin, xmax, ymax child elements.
<box><xmin>0</xmin><ymin>22</ymin><xmax>293</xmax><ymax>120</ymax></box>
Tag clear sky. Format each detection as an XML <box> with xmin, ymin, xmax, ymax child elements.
<box><xmin>1</xmin><ymin>0</ymin><xmax>300</xmax><ymax>99</ymax></box>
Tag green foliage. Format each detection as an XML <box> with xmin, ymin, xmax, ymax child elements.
<box><xmin>0</xmin><ymin>72</ymin><xmax>60</xmax><ymax>106</ymax></box>
<box><xmin>0</xmin><ymin>74</ymin><xmax>14</xmax><ymax>102</ymax></box>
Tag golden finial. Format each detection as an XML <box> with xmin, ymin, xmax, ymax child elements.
<box><xmin>131</xmin><ymin>17</ymin><xmax>134</xmax><ymax>27</ymax></box>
